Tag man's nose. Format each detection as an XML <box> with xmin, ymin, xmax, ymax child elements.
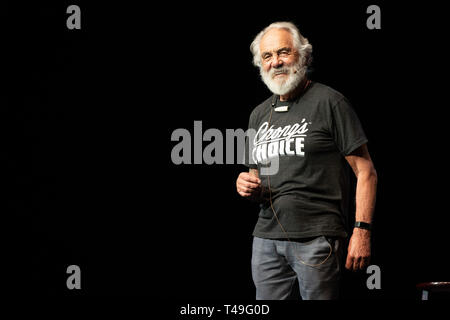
<box><xmin>271</xmin><ymin>55</ymin><xmax>283</xmax><ymax>68</ymax></box>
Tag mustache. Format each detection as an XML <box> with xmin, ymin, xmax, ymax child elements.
<box><xmin>271</xmin><ymin>68</ymin><xmax>290</xmax><ymax>77</ymax></box>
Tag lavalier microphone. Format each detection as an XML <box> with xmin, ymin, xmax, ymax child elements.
<box><xmin>271</xmin><ymin>95</ymin><xmax>289</xmax><ymax>112</ymax></box>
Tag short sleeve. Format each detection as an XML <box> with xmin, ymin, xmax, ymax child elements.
<box><xmin>331</xmin><ymin>97</ymin><xmax>368</xmax><ymax>156</ymax></box>
<box><xmin>244</xmin><ymin>112</ymin><xmax>258</xmax><ymax>169</ymax></box>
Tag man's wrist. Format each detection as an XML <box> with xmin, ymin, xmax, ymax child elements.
<box><xmin>354</xmin><ymin>221</ymin><xmax>372</xmax><ymax>231</ymax></box>
<box><xmin>353</xmin><ymin>226</ymin><xmax>371</xmax><ymax>240</ymax></box>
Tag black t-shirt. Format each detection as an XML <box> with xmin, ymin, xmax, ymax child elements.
<box><xmin>245</xmin><ymin>82</ymin><xmax>368</xmax><ymax>239</ymax></box>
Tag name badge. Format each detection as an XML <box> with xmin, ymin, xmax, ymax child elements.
<box><xmin>274</xmin><ymin>106</ymin><xmax>289</xmax><ymax>112</ymax></box>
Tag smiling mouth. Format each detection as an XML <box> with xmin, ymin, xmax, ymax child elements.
<box><xmin>273</xmin><ymin>72</ymin><xmax>287</xmax><ymax>78</ymax></box>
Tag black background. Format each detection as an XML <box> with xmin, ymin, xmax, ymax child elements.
<box><xmin>5</xmin><ymin>0</ymin><xmax>450</xmax><ymax>303</ymax></box>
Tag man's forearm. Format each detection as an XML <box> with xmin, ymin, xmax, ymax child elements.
<box><xmin>355</xmin><ymin>169</ymin><xmax>378</xmax><ymax>224</ymax></box>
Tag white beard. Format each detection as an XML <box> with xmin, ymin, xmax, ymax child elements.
<box><xmin>260</xmin><ymin>61</ymin><xmax>307</xmax><ymax>96</ymax></box>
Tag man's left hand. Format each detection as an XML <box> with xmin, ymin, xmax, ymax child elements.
<box><xmin>345</xmin><ymin>228</ymin><xmax>371</xmax><ymax>271</ymax></box>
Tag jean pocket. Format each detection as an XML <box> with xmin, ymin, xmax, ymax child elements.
<box><xmin>289</xmin><ymin>236</ymin><xmax>334</xmax><ymax>268</ymax></box>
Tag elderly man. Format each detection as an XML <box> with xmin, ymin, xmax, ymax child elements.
<box><xmin>236</xmin><ymin>22</ymin><xmax>377</xmax><ymax>300</ymax></box>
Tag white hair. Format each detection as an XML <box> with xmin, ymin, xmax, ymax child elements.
<box><xmin>250</xmin><ymin>21</ymin><xmax>313</xmax><ymax>68</ymax></box>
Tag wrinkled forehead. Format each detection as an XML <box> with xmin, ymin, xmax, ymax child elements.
<box><xmin>259</xmin><ymin>28</ymin><xmax>294</xmax><ymax>53</ymax></box>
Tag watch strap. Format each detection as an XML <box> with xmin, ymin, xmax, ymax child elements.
<box><xmin>354</xmin><ymin>221</ymin><xmax>371</xmax><ymax>230</ymax></box>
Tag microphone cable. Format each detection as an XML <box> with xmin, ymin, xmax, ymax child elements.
<box><xmin>264</xmin><ymin>84</ymin><xmax>332</xmax><ymax>268</ymax></box>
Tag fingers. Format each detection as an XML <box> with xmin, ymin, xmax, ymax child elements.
<box><xmin>237</xmin><ymin>188</ymin><xmax>261</xmax><ymax>199</ymax></box>
<box><xmin>238</xmin><ymin>190</ymin><xmax>252</xmax><ymax>197</ymax></box>
<box><xmin>239</xmin><ymin>181</ymin><xmax>260</xmax><ymax>190</ymax></box>
<box><xmin>240</xmin><ymin>172</ymin><xmax>261</xmax><ymax>184</ymax></box>
<box><xmin>345</xmin><ymin>233</ymin><xmax>371</xmax><ymax>272</ymax></box>
<box><xmin>356</xmin><ymin>257</ymin><xmax>370</xmax><ymax>271</ymax></box>
<box><xmin>345</xmin><ymin>255</ymin><xmax>353</xmax><ymax>271</ymax></box>
<box><xmin>353</xmin><ymin>257</ymin><xmax>360</xmax><ymax>271</ymax></box>
<box><xmin>236</xmin><ymin>179</ymin><xmax>260</xmax><ymax>193</ymax></box>
<box><xmin>345</xmin><ymin>256</ymin><xmax>361</xmax><ymax>272</ymax></box>
<box><xmin>345</xmin><ymin>254</ymin><xmax>371</xmax><ymax>271</ymax></box>
<box><xmin>236</xmin><ymin>172</ymin><xmax>262</xmax><ymax>198</ymax></box>
<box><xmin>237</xmin><ymin>184</ymin><xmax>260</xmax><ymax>197</ymax></box>
<box><xmin>361</xmin><ymin>256</ymin><xmax>371</xmax><ymax>270</ymax></box>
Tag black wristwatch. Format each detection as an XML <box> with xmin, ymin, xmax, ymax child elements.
<box><xmin>354</xmin><ymin>221</ymin><xmax>371</xmax><ymax>231</ymax></box>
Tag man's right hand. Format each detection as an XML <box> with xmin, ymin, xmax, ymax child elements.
<box><xmin>236</xmin><ymin>172</ymin><xmax>262</xmax><ymax>200</ymax></box>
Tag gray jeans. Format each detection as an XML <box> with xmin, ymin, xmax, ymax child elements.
<box><xmin>251</xmin><ymin>236</ymin><xmax>344</xmax><ymax>300</ymax></box>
